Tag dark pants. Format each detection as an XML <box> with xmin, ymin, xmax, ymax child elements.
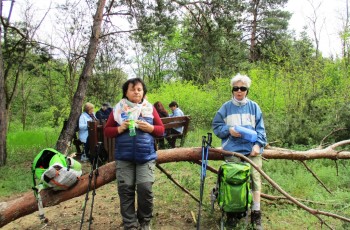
<box><xmin>116</xmin><ymin>160</ymin><xmax>155</xmax><ymax>229</ymax></box>
<box><xmin>166</xmin><ymin>129</ymin><xmax>181</xmax><ymax>148</ymax></box>
<box><xmin>83</xmin><ymin>137</ymin><xmax>93</xmax><ymax>164</ymax></box>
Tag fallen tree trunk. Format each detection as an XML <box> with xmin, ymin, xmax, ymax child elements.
<box><xmin>0</xmin><ymin>147</ymin><xmax>217</xmax><ymax>227</ymax></box>
<box><xmin>263</xmin><ymin>140</ymin><xmax>350</xmax><ymax>160</ymax></box>
<box><xmin>2</xmin><ymin>145</ymin><xmax>350</xmax><ymax>227</ymax></box>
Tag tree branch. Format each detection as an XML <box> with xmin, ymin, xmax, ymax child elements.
<box><xmin>299</xmin><ymin>160</ymin><xmax>332</xmax><ymax>194</ymax></box>
<box><xmin>2</xmin><ymin>146</ymin><xmax>350</xmax><ymax>227</ymax></box>
<box><xmin>319</xmin><ymin>128</ymin><xmax>348</xmax><ymax>148</ymax></box>
<box><xmin>100</xmin><ymin>29</ymin><xmax>139</xmax><ymax>38</ymax></box>
<box><xmin>218</xmin><ymin>149</ymin><xmax>350</xmax><ymax>229</ymax></box>
<box><xmin>156</xmin><ymin>163</ymin><xmax>199</xmax><ymax>203</ymax></box>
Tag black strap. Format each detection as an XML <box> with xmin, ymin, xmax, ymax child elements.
<box><xmin>32</xmin><ymin>169</ymin><xmax>38</xmax><ymax>197</ymax></box>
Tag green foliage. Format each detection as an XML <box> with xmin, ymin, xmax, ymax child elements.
<box><xmin>88</xmin><ymin>69</ymin><xmax>127</xmax><ymax>105</ymax></box>
<box><xmin>6</xmin><ymin>127</ymin><xmax>59</xmax><ymax>157</ymax></box>
<box><xmin>147</xmin><ymin>80</ymin><xmax>232</xmax><ymax>128</ymax></box>
<box><xmin>0</xmin><ymin>128</ymin><xmax>59</xmax><ymax>196</ymax></box>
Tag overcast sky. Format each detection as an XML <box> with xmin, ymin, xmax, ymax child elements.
<box><xmin>286</xmin><ymin>0</ymin><xmax>346</xmax><ymax>57</ymax></box>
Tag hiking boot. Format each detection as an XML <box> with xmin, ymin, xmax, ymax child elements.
<box><xmin>251</xmin><ymin>210</ymin><xmax>263</xmax><ymax>230</ymax></box>
<box><xmin>123</xmin><ymin>224</ymin><xmax>138</xmax><ymax>230</ymax></box>
<box><xmin>225</xmin><ymin>217</ymin><xmax>238</xmax><ymax>229</ymax></box>
<box><xmin>140</xmin><ymin>222</ymin><xmax>151</xmax><ymax>230</ymax></box>
<box><xmin>80</xmin><ymin>153</ymin><xmax>89</xmax><ymax>162</ymax></box>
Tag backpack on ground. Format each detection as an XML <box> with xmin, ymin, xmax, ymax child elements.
<box><xmin>212</xmin><ymin>161</ymin><xmax>252</xmax><ymax>228</ymax></box>
<box><xmin>216</xmin><ymin>161</ymin><xmax>252</xmax><ymax>212</ymax></box>
<box><xmin>32</xmin><ymin>148</ymin><xmax>82</xmax><ymax>191</ymax></box>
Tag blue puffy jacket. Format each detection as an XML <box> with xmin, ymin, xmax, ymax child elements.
<box><xmin>212</xmin><ymin>98</ymin><xmax>267</xmax><ymax>155</ymax></box>
<box><xmin>114</xmin><ymin>117</ymin><xmax>157</xmax><ymax>163</ymax></box>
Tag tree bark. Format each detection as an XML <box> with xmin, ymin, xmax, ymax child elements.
<box><xmin>2</xmin><ymin>145</ymin><xmax>350</xmax><ymax>227</ymax></box>
<box><xmin>55</xmin><ymin>0</ymin><xmax>107</xmax><ymax>154</ymax></box>
<box><xmin>0</xmin><ymin>45</ymin><xmax>6</xmax><ymax>166</ymax></box>
<box><xmin>0</xmin><ymin>0</ymin><xmax>8</xmax><ymax>166</ymax></box>
<box><xmin>249</xmin><ymin>0</ymin><xmax>260</xmax><ymax>62</ymax></box>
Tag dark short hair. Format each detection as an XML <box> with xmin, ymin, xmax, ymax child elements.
<box><xmin>122</xmin><ymin>78</ymin><xmax>147</xmax><ymax>99</ymax></box>
<box><xmin>169</xmin><ymin>101</ymin><xmax>178</xmax><ymax>107</ymax></box>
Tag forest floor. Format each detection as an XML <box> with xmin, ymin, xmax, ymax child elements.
<box><xmin>1</xmin><ymin>160</ymin><xmax>213</xmax><ymax>230</ymax></box>
<box><xmin>3</xmin><ymin>155</ymin><xmax>346</xmax><ymax>230</ymax></box>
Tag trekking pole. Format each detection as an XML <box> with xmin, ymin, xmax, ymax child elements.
<box><xmin>197</xmin><ymin>135</ymin><xmax>207</xmax><ymax>230</ymax></box>
<box><xmin>206</xmin><ymin>132</ymin><xmax>212</xmax><ymax>154</ymax></box>
<box><xmin>205</xmin><ymin>133</ymin><xmax>212</xmax><ymax>181</ymax></box>
<box><xmin>88</xmin><ymin>142</ymin><xmax>102</xmax><ymax>229</ymax></box>
<box><xmin>35</xmin><ymin>190</ymin><xmax>49</xmax><ymax>224</ymax></box>
<box><xmin>80</xmin><ymin>151</ymin><xmax>96</xmax><ymax>230</ymax></box>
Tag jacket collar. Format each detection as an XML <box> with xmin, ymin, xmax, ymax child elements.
<box><xmin>231</xmin><ymin>96</ymin><xmax>248</xmax><ymax>106</ymax></box>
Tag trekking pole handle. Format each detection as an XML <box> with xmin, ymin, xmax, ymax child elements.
<box><xmin>202</xmin><ymin>136</ymin><xmax>206</xmax><ymax>147</ymax></box>
<box><xmin>95</xmin><ymin>142</ymin><xmax>103</xmax><ymax>157</ymax></box>
<box><xmin>207</xmin><ymin>132</ymin><xmax>212</xmax><ymax>146</ymax></box>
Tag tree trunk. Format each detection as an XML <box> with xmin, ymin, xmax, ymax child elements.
<box><xmin>2</xmin><ymin>145</ymin><xmax>350</xmax><ymax>227</ymax></box>
<box><xmin>55</xmin><ymin>0</ymin><xmax>107</xmax><ymax>154</ymax></box>
<box><xmin>249</xmin><ymin>0</ymin><xmax>260</xmax><ymax>62</ymax></box>
<box><xmin>0</xmin><ymin>48</ymin><xmax>6</xmax><ymax>166</ymax></box>
<box><xmin>0</xmin><ymin>8</ymin><xmax>7</xmax><ymax>166</ymax></box>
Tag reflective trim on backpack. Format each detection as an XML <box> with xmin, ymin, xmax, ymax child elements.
<box><xmin>32</xmin><ymin>148</ymin><xmax>82</xmax><ymax>191</ymax></box>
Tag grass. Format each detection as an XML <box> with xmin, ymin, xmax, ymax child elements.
<box><xmin>0</xmin><ymin>127</ymin><xmax>59</xmax><ymax>197</ymax></box>
<box><xmin>1</xmin><ymin>127</ymin><xmax>350</xmax><ymax>229</ymax></box>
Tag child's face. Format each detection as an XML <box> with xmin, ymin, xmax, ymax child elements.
<box><xmin>169</xmin><ymin>106</ymin><xmax>176</xmax><ymax>112</ymax></box>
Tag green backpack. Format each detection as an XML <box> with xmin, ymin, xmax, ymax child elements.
<box><xmin>32</xmin><ymin>148</ymin><xmax>82</xmax><ymax>191</ymax></box>
<box><xmin>217</xmin><ymin>161</ymin><xmax>252</xmax><ymax>213</ymax></box>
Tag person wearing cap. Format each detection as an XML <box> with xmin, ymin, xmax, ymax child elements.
<box><xmin>212</xmin><ymin>73</ymin><xmax>267</xmax><ymax>230</ymax></box>
<box><xmin>96</xmin><ymin>102</ymin><xmax>112</xmax><ymax>121</ymax></box>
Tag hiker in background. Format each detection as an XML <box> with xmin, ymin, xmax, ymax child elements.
<box><xmin>212</xmin><ymin>73</ymin><xmax>267</xmax><ymax>230</ymax></box>
<box><xmin>166</xmin><ymin>101</ymin><xmax>184</xmax><ymax>147</ymax></box>
<box><xmin>153</xmin><ymin>101</ymin><xmax>169</xmax><ymax>118</ymax></box>
<box><xmin>79</xmin><ymin>102</ymin><xmax>97</xmax><ymax>162</ymax></box>
<box><xmin>153</xmin><ymin>101</ymin><xmax>168</xmax><ymax>149</ymax></box>
<box><xmin>96</xmin><ymin>102</ymin><xmax>112</xmax><ymax>122</ymax></box>
<box><xmin>104</xmin><ymin>78</ymin><xmax>165</xmax><ymax>230</ymax></box>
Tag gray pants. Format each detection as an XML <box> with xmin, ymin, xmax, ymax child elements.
<box><xmin>116</xmin><ymin>160</ymin><xmax>155</xmax><ymax>230</ymax></box>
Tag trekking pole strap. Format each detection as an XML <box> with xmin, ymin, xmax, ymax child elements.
<box><xmin>88</xmin><ymin>142</ymin><xmax>102</xmax><ymax>230</ymax></box>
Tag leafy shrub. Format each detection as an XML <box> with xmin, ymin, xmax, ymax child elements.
<box><xmin>147</xmin><ymin>80</ymin><xmax>231</xmax><ymax>129</ymax></box>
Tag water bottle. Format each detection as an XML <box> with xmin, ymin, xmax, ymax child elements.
<box><xmin>234</xmin><ymin>125</ymin><xmax>257</xmax><ymax>142</ymax></box>
<box><xmin>128</xmin><ymin>112</ymin><xmax>136</xmax><ymax>136</ymax></box>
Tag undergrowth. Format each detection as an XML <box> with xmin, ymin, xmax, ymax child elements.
<box><xmin>1</xmin><ymin>127</ymin><xmax>350</xmax><ymax>229</ymax></box>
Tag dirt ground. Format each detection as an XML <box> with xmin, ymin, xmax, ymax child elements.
<box><xmin>2</xmin><ymin>161</ymin><xmax>203</xmax><ymax>230</ymax></box>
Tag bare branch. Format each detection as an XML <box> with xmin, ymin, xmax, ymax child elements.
<box><xmin>156</xmin><ymin>164</ymin><xmax>199</xmax><ymax>203</ymax></box>
<box><xmin>218</xmin><ymin>149</ymin><xmax>349</xmax><ymax>228</ymax></box>
<box><xmin>299</xmin><ymin>160</ymin><xmax>332</xmax><ymax>194</ymax></box>
<box><xmin>100</xmin><ymin>28</ymin><xmax>139</xmax><ymax>38</ymax></box>
<box><xmin>2</xmin><ymin>147</ymin><xmax>350</xmax><ymax>227</ymax></box>
<box><xmin>0</xmin><ymin>17</ymin><xmax>26</xmax><ymax>38</ymax></box>
<box><xmin>319</xmin><ymin>128</ymin><xmax>348</xmax><ymax>148</ymax></box>
<box><xmin>327</xmin><ymin>139</ymin><xmax>350</xmax><ymax>150</ymax></box>
<box><xmin>261</xmin><ymin>193</ymin><xmax>330</xmax><ymax>205</ymax></box>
